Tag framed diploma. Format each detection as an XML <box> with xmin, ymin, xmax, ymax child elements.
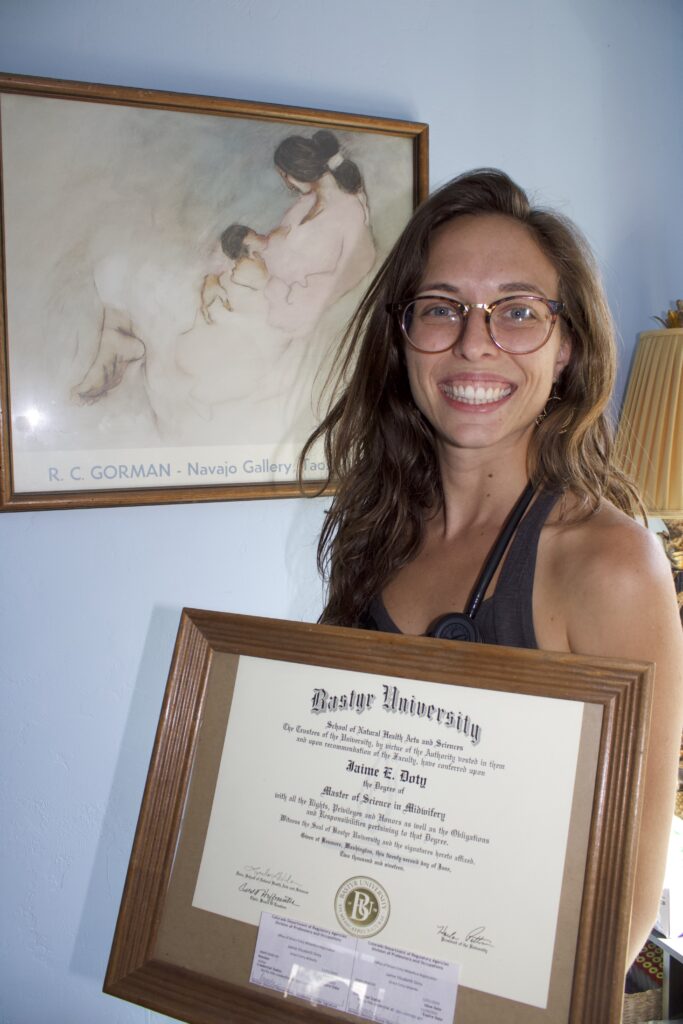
<box><xmin>104</xmin><ymin>609</ymin><xmax>653</xmax><ymax>1024</ymax></box>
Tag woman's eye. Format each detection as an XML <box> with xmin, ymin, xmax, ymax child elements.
<box><xmin>423</xmin><ymin>303</ymin><xmax>458</xmax><ymax>320</ymax></box>
<box><xmin>502</xmin><ymin>304</ymin><xmax>539</xmax><ymax>323</ymax></box>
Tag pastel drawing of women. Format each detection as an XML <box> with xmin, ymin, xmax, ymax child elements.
<box><xmin>262</xmin><ymin>129</ymin><xmax>377</xmax><ymax>337</ymax></box>
<box><xmin>70</xmin><ymin>127</ymin><xmax>378</xmax><ymax>443</ymax></box>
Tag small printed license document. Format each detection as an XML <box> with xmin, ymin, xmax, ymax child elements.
<box><xmin>250</xmin><ymin>912</ymin><xmax>460</xmax><ymax>1024</ymax></box>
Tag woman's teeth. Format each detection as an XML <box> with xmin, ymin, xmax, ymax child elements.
<box><xmin>441</xmin><ymin>383</ymin><xmax>512</xmax><ymax>405</ymax></box>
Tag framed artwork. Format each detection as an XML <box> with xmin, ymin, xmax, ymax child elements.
<box><xmin>0</xmin><ymin>73</ymin><xmax>428</xmax><ymax>511</ymax></box>
<box><xmin>105</xmin><ymin>610</ymin><xmax>653</xmax><ymax>1024</ymax></box>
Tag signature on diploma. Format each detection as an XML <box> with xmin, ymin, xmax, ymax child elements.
<box><xmin>238</xmin><ymin>882</ymin><xmax>299</xmax><ymax>910</ymax></box>
<box><xmin>238</xmin><ymin>864</ymin><xmax>310</xmax><ymax>897</ymax></box>
<box><xmin>437</xmin><ymin>924</ymin><xmax>494</xmax><ymax>952</ymax></box>
<box><xmin>242</xmin><ymin>865</ymin><xmax>300</xmax><ymax>887</ymax></box>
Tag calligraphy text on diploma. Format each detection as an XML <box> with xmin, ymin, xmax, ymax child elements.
<box><xmin>193</xmin><ymin>656</ymin><xmax>585</xmax><ymax>1007</ymax></box>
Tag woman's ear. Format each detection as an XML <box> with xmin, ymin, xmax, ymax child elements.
<box><xmin>554</xmin><ymin>332</ymin><xmax>572</xmax><ymax>379</ymax></box>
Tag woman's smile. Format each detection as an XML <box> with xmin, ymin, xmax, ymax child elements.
<box><xmin>438</xmin><ymin>374</ymin><xmax>515</xmax><ymax>408</ymax></box>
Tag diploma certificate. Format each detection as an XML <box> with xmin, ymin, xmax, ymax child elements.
<box><xmin>193</xmin><ymin>655</ymin><xmax>585</xmax><ymax>1008</ymax></box>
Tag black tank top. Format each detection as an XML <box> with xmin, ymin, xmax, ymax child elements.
<box><xmin>359</xmin><ymin>490</ymin><xmax>559</xmax><ymax>649</ymax></box>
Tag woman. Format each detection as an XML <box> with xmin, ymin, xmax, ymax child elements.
<box><xmin>261</xmin><ymin>129</ymin><xmax>376</xmax><ymax>336</ymax></box>
<box><xmin>301</xmin><ymin>168</ymin><xmax>682</xmax><ymax>968</ymax></box>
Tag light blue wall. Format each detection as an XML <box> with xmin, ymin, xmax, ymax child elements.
<box><xmin>1</xmin><ymin>2</ymin><xmax>681</xmax><ymax>1022</ymax></box>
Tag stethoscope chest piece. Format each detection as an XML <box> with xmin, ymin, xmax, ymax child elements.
<box><xmin>429</xmin><ymin>613</ymin><xmax>482</xmax><ymax>643</ymax></box>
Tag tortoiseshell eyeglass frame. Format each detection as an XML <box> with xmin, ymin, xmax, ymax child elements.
<box><xmin>385</xmin><ymin>294</ymin><xmax>566</xmax><ymax>355</ymax></box>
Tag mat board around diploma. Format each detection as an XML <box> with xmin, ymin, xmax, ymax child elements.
<box><xmin>104</xmin><ymin>610</ymin><xmax>653</xmax><ymax>1024</ymax></box>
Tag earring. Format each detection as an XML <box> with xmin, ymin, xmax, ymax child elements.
<box><xmin>536</xmin><ymin>380</ymin><xmax>562</xmax><ymax>425</ymax></box>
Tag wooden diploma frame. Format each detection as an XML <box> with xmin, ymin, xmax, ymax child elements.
<box><xmin>105</xmin><ymin>609</ymin><xmax>653</xmax><ymax>1024</ymax></box>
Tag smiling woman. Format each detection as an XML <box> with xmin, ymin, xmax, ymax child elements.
<box><xmin>300</xmin><ymin>168</ymin><xmax>683</xmax><ymax>972</ymax></box>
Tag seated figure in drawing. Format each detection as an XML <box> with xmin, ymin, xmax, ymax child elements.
<box><xmin>72</xmin><ymin>224</ymin><xmax>267</xmax><ymax>405</ymax></box>
<box><xmin>261</xmin><ymin>129</ymin><xmax>377</xmax><ymax>337</ymax></box>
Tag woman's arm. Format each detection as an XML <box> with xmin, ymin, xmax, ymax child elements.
<box><xmin>561</xmin><ymin>513</ymin><xmax>682</xmax><ymax>967</ymax></box>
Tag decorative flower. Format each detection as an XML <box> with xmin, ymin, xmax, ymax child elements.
<box><xmin>653</xmin><ymin>300</ymin><xmax>683</xmax><ymax>328</ymax></box>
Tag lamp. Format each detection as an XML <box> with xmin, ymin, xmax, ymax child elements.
<box><xmin>615</xmin><ymin>327</ymin><xmax>683</xmax><ymax>596</ymax></box>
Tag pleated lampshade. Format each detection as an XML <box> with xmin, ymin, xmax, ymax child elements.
<box><xmin>615</xmin><ymin>329</ymin><xmax>683</xmax><ymax>518</ymax></box>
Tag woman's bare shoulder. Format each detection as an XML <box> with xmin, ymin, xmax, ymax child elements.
<box><xmin>548</xmin><ymin>498</ymin><xmax>671</xmax><ymax>593</ymax></box>
<box><xmin>544</xmin><ymin>497</ymin><xmax>681</xmax><ymax>659</ymax></box>
<box><xmin>545</xmin><ymin>502</ymin><xmax>682</xmax><ymax>965</ymax></box>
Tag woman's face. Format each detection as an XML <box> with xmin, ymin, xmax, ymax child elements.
<box><xmin>404</xmin><ymin>213</ymin><xmax>572</xmax><ymax>461</ymax></box>
<box><xmin>276</xmin><ymin>165</ymin><xmax>314</xmax><ymax>194</ymax></box>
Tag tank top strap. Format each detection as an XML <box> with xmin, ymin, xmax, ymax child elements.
<box><xmin>486</xmin><ymin>489</ymin><xmax>560</xmax><ymax>649</ymax></box>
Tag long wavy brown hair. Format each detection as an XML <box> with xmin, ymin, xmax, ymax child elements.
<box><xmin>299</xmin><ymin>168</ymin><xmax>642</xmax><ymax>627</ymax></box>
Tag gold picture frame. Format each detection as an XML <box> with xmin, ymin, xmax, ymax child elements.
<box><xmin>0</xmin><ymin>73</ymin><xmax>428</xmax><ymax>511</ymax></box>
<box><xmin>105</xmin><ymin>609</ymin><xmax>652</xmax><ymax>1023</ymax></box>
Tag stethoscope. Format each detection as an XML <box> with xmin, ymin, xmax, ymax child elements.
<box><xmin>426</xmin><ymin>481</ymin><xmax>536</xmax><ymax>643</ymax></box>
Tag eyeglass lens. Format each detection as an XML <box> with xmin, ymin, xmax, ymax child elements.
<box><xmin>403</xmin><ymin>296</ymin><xmax>555</xmax><ymax>353</ymax></box>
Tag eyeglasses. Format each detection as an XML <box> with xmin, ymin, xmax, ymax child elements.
<box><xmin>387</xmin><ymin>294</ymin><xmax>565</xmax><ymax>355</ymax></box>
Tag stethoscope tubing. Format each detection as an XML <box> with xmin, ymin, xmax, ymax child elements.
<box><xmin>427</xmin><ymin>480</ymin><xmax>537</xmax><ymax>642</ymax></box>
